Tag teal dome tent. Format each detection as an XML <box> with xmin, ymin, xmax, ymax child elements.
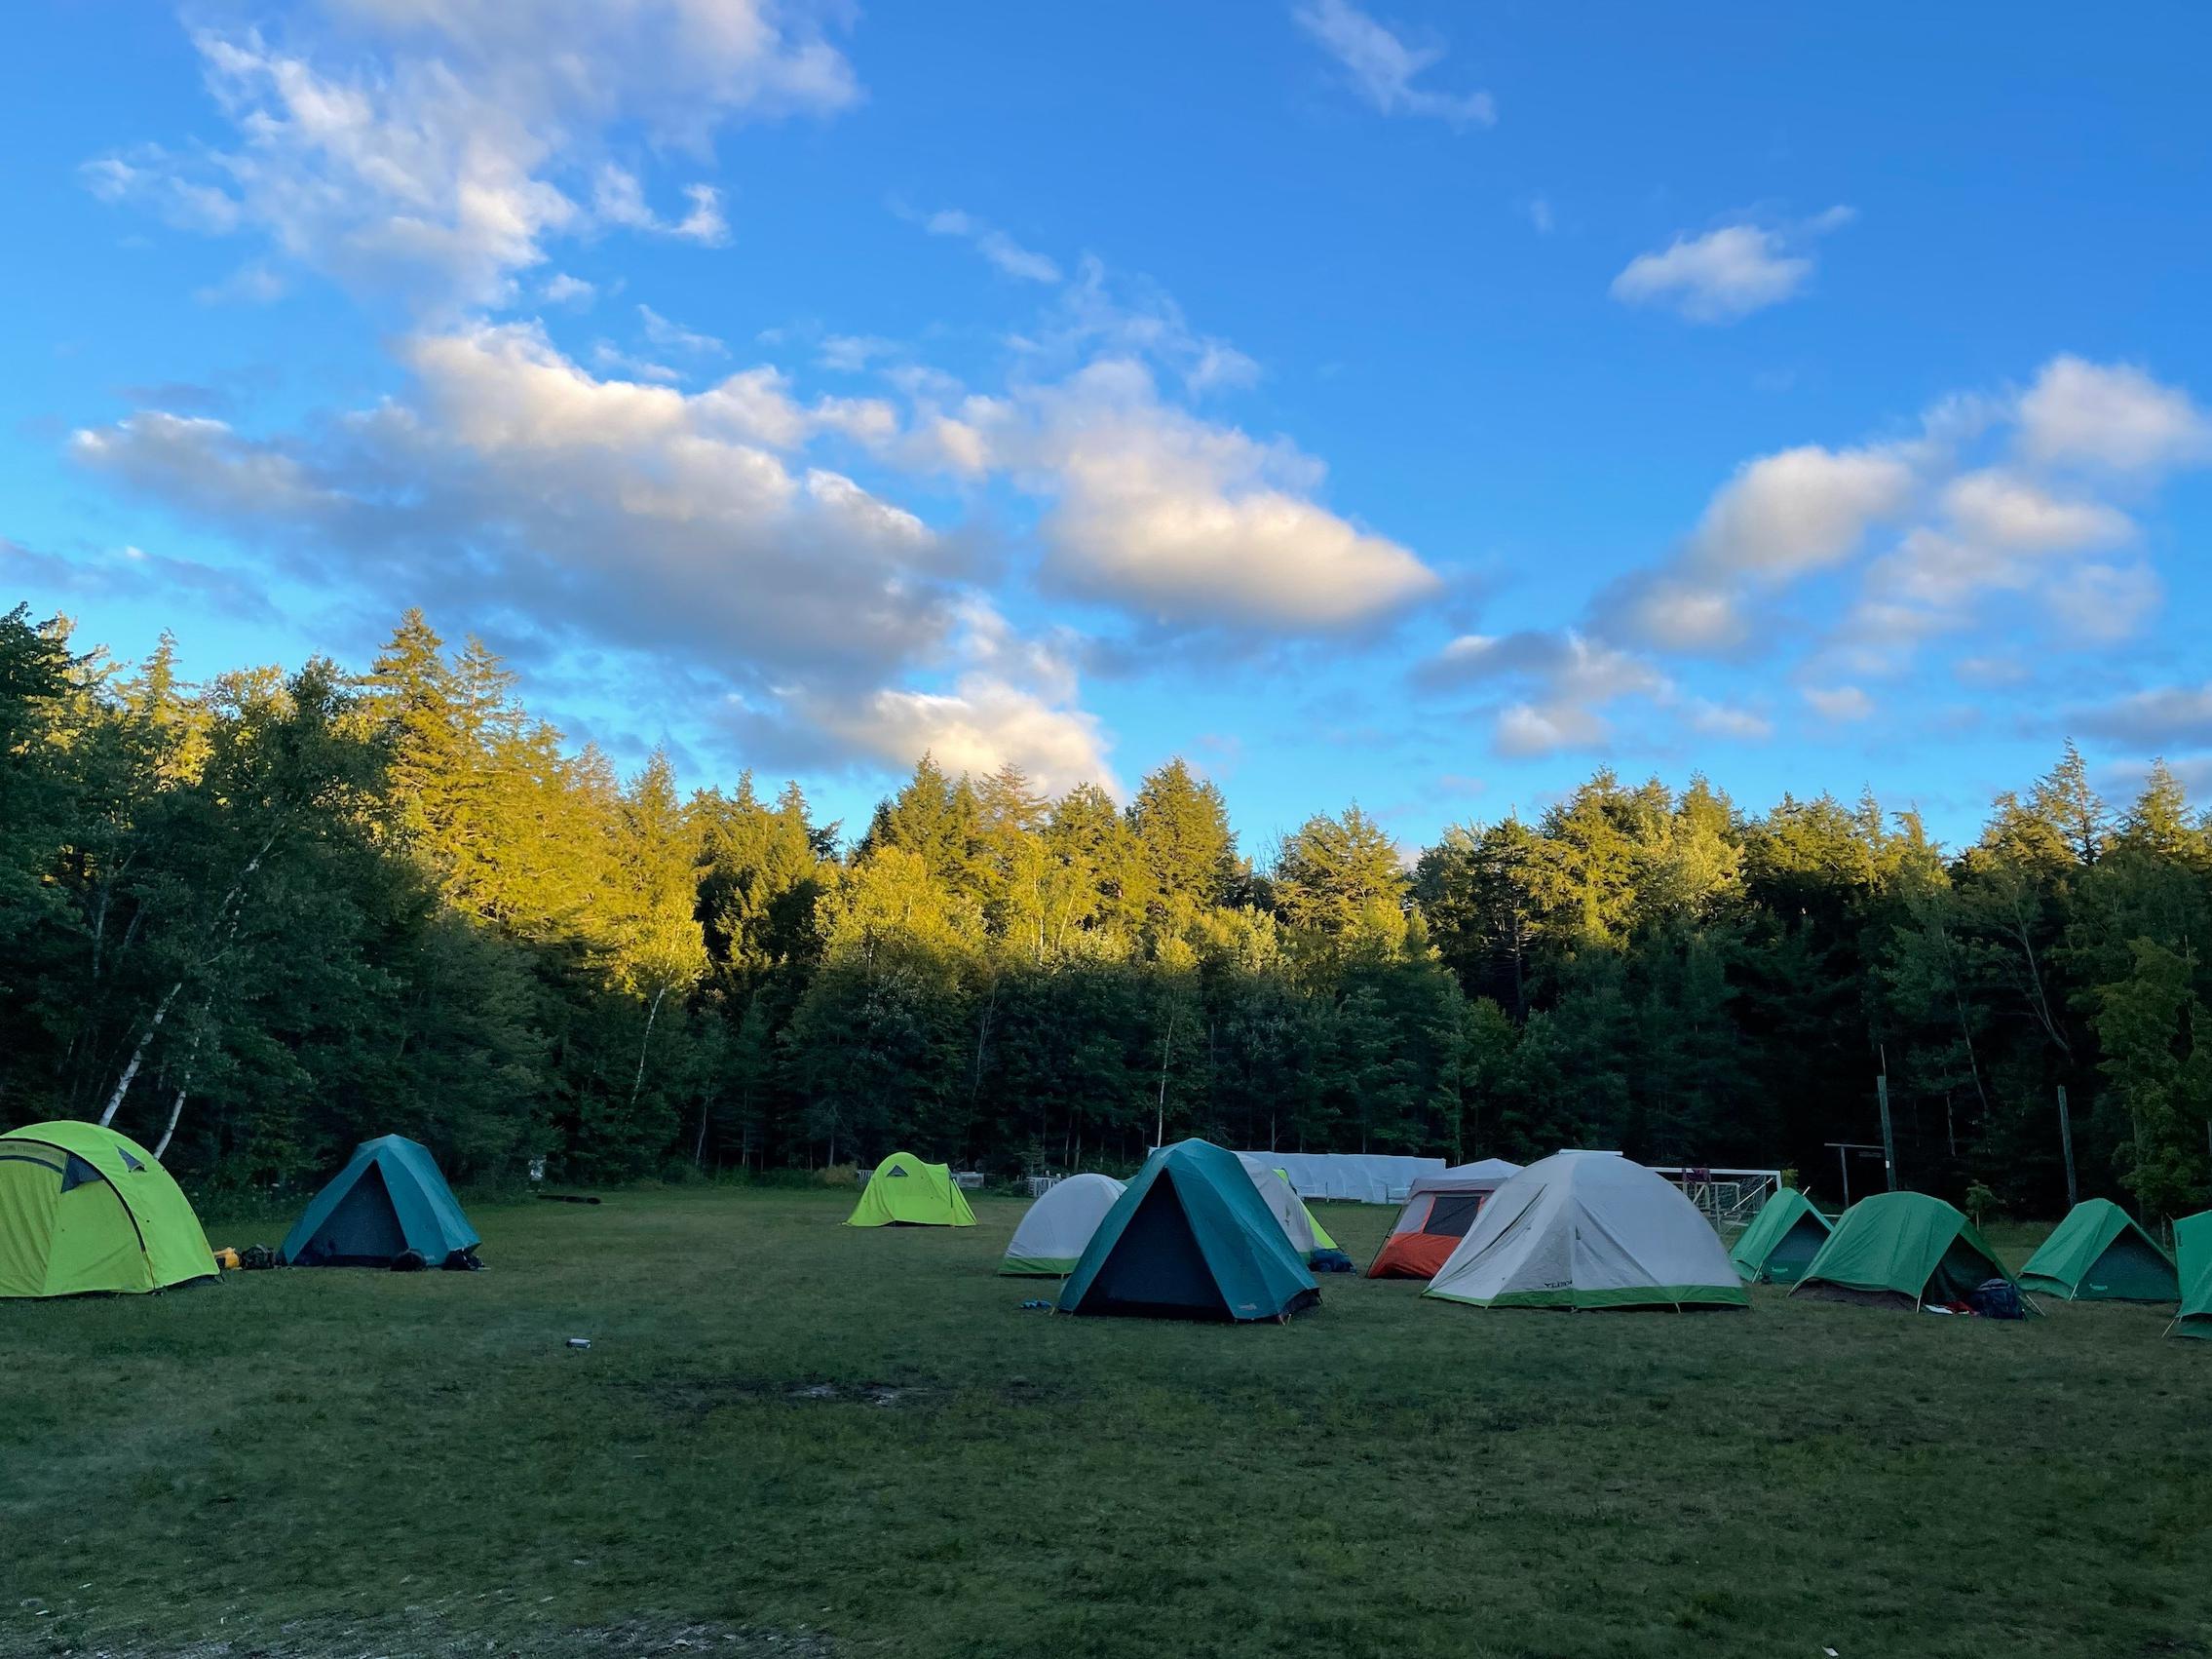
<box><xmin>281</xmin><ymin>1136</ymin><xmax>481</xmax><ymax>1269</ymax></box>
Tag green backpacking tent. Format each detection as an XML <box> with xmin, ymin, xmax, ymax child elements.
<box><xmin>846</xmin><ymin>1152</ymin><xmax>976</xmax><ymax>1227</ymax></box>
<box><xmin>2017</xmin><ymin>1198</ymin><xmax>2178</xmax><ymax>1302</ymax></box>
<box><xmin>0</xmin><ymin>1121</ymin><xmax>218</xmax><ymax>1298</ymax></box>
<box><xmin>1792</xmin><ymin>1190</ymin><xmax>2019</xmax><ymax>1311</ymax></box>
<box><xmin>1059</xmin><ymin>1138</ymin><xmax>1318</xmax><ymax>1321</ymax></box>
<box><xmin>1730</xmin><ymin>1188</ymin><xmax>1832</xmax><ymax>1284</ymax></box>
<box><xmin>281</xmin><ymin>1136</ymin><xmax>481</xmax><ymax>1269</ymax></box>
<box><xmin>2170</xmin><ymin>1212</ymin><xmax>2211</xmax><ymax>1340</ymax></box>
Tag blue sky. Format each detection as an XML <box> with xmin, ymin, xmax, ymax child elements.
<box><xmin>7</xmin><ymin>1</ymin><xmax>2211</xmax><ymax>853</ymax></box>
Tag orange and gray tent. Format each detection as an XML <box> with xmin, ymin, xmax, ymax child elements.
<box><xmin>0</xmin><ymin>1121</ymin><xmax>218</xmax><ymax>1298</ymax></box>
<box><xmin>1368</xmin><ymin>1159</ymin><xmax>1521</xmax><ymax>1279</ymax></box>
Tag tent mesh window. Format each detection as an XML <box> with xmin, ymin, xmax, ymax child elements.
<box><xmin>1425</xmin><ymin>1194</ymin><xmax>1485</xmax><ymax>1238</ymax></box>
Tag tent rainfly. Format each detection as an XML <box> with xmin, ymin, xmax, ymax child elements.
<box><xmin>1368</xmin><ymin>1159</ymin><xmax>1522</xmax><ymax>1280</ymax></box>
<box><xmin>846</xmin><ymin>1152</ymin><xmax>977</xmax><ymax>1227</ymax></box>
<box><xmin>0</xmin><ymin>1121</ymin><xmax>218</xmax><ymax>1298</ymax></box>
<box><xmin>1792</xmin><ymin>1191</ymin><xmax>2019</xmax><ymax>1311</ymax></box>
<box><xmin>1424</xmin><ymin>1151</ymin><xmax>1746</xmax><ymax>1311</ymax></box>
<box><xmin>1730</xmin><ymin>1188</ymin><xmax>1833</xmax><ymax>1285</ymax></box>
<box><xmin>1059</xmin><ymin>1138</ymin><xmax>1318</xmax><ymax>1322</ymax></box>
<box><xmin>2017</xmin><ymin>1198</ymin><xmax>2179</xmax><ymax>1302</ymax></box>
<box><xmin>2170</xmin><ymin>1211</ymin><xmax>2211</xmax><ymax>1341</ymax></box>
<box><xmin>280</xmin><ymin>1135</ymin><xmax>481</xmax><ymax>1269</ymax></box>
<box><xmin>1001</xmin><ymin>1173</ymin><xmax>1125</xmax><ymax>1275</ymax></box>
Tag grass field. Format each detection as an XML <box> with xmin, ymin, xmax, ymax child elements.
<box><xmin>3</xmin><ymin>1187</ymin><xmax>2207</xmax><ymax>1659</ymax></box>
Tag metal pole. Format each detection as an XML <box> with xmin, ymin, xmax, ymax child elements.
<box><xmin>1837</xmin><ymin>1143</ymin><xmax>1851</xmax><ymax>1211</ymax></box>
<box><xmin>2057</xmin><ymin>1085</ymin><xmax>2078</xmax><ymax>1210</ymax></box>
<box><xmin>1876</xmin><ymin>1071</ymin><xmax>1897</xmax><ymax>1191</ymax></box>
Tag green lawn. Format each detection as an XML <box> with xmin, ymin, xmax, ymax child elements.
<box><xmin>2</xmin><ymin>1189</ymin><xmax>2206</xmax><ymax>1658</ymax></box>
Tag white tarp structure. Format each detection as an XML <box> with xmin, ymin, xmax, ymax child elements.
<box><xmin>1000</xmin><ymin>1173</ymin><xmax>1125</xmax><ymax>1276</ymax></box>
<box><xmin>1424</xmin><ymin>1151</ymin><xmax>1748</xmax><ymax>1311</ymax></box>
<box><xmin>1235</xmin><ymin>1152</ymin><xmax>1445</xmax><ymax>1204</ymax></box>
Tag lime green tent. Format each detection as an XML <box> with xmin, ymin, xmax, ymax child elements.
<box><xmin>2018</xmin><ymin>1198</ymin><xmax>2178</xmax><ymax>1302</ymax></box>
<box><xmin>1792</xmin><ymin>1191</ymin><xmax>2019</xmax><ymax>1310</ymax></box>
<box><xmin>0</xmin><ymin>1121</ymin><xmax>218</xmax><ymax>1298</ymax></box>
<box><xmin>2170</xmin><ymin>1211</ymin><xmax>2211</xmax><ymax>1341</ymax></box>
<box><xmin>1730</xmin><ymin>1188</ymin><xmax>1831</xmax><ymax>1284</ymax></box>
<box><xmin>845</xmin><ymin>1152</ymin><xmax>976</xmax><ymax>1227</ymax></box>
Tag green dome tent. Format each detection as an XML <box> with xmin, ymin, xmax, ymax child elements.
<box><xmin>1731</xmin><ymin>1188</ymin><xmax>1832</xmax><ymax>1284</ymax></box>
<box><xmin>2170</xmin><ymin>1212</ymin><xmax>2211</xmax><ymax>1341</ymax></box>
<box><xmin>845</xmin><ymin>1152</ymin><xmax>976</xmax><ymax>1227</ymax></box>
<box><xmin>281</xmin><ymin>1136</ymin><xmax>481</xmax><ymax>1269</ymax></box>
<box><xmin>1058</xmin><ymin>1138</ymin><xmax>1318</xmax><ymax>1322</ymax></box>
<box><xmin>2017</xmin><ymin>1199</ymin><xmax>2178</xmax><ymax>1302</ymax></box>
<box><xmin>1792</xmin><ymin>1191</ymin><xmax>2020</xmax><ymax>1311</ymax></box>
<box><xmin>0</xmin><ymin>1121</ymin><xmax>218</xmax><ymax>1298</ymax></box>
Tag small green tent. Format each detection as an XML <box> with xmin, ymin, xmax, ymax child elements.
<box><xmin>0</xmin><ymin>1121</ymin><xmax>218</xmax><ymax>1298</ymax></box>
<box><xmin>2170</xmin><ymin>1211</ymin><xmax>2211</xmax><ymax>1341</ymax></box>
<box><xmin>281</xmin><ymin>1136</ymin><xmax>481</xmax><ymax>1269</ymax></box>
<box><xmin>1792</xmin><ymin>1191</ymin><xmax>2019</xmax><ymax>1310</ymax></box>
<box><xmin>1059</xmin><ymin>1138</ymin><xmax>1318</xmax><ymax>1321</ymax></box>
<box><xmin>1731</xmin><ymin>1188</ymin><xmax>1832</xmax><ymax>1284</ymax></box>
<box><xmin>2017</xmin><ymin>1199</ymin><xmax>2178</xmax><ymax>1302</ymax></box>
<box><xmin>845</xmin><ymin>1152</ymin><xmax>976</xmax><ymax>1227</ymax></box>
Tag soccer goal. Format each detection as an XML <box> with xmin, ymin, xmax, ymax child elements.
<box><xmin>1649</xmin><ymin>1166</ymin><xmax>1781</xmax><ymax>1230</ymax></box>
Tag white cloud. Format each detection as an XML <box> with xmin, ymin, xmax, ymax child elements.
<box><xmin>1019</xmin><ymin>359</ymin><xmax>1439</xmax><ymax>630</ymax></box>
<box><xmin>70</xmin><ymin>323</ymin><xmax>978</xmax><ymax>731</ymax></box>
<box><xmin>1802</xmin><ymin>684</ymin><xmax>1874</xmax><ymax>722</ymax></box>
<box><xmin>2074</xmin><ymin>682</ymin><xmax>2212</xmax><ymax>751</ymax></box>
<box><xmin>1688</xmin><ymin>699</ymin><xmax>1773</xmax><ymax>741</ymax></box>
<box><xmin>84</xmin><ymin>1</ymin><xmax>851</xmax><ymax>306</ymax></box>
<box><xmin>1292</xmin><ymin>0</ymin><xmax>1496</xmax><ymax>128</ymax></box>
<box><xmin>819</xmin><ymin>333</ymin><xmax>894</xmax><ymax>371</ymax></box>
<box><xmin>637</xmin><ymin>303</ymin><xmax>727</xmax><ymax>356</ymax></box>
<box><xmin>922</xmin><ymin>208</ymin><xmax>1061</xmax><ymax>284</ymax></box>
<box><xmin>1415</xmin><ymin>629</ymin><xmax>1670</xmax><ymax>756</ymax></box>
<box><xmin>1939</xmin><ymin>469</ymin><xmax>2132</xmax><ymax>554</ymax></box>
<box><xmin>1689</xmin><ymin>442</ymin><xmax>1916</xmax><ymax>577</ymax></box>
<box><xmin>1611</xmin><ymin>209</ymin><xmax>1852</xmax><ymax>324</ymax></box>
<box><xmin>797</xmin><ymin>604</ymin><xmax>1115</xmax><ymax>794</ymax></box>
<box><xmin>590</xmin><ymin>342</ymin><xmax>684</xmax><ymax>383</ymax></box>
<box><xmin>2016</xmin><ymin>355</ymin><xmax>2212</xmax><ymax>476</ymax></box>
<box><xmin>540</xmin><ymin>272</ymin><xmax>595</xmax><ymax>307</ymax></box>
<box><xmin>2044</xmin><ymin>561</ymin><xmax>2160</xmax><ymax>644</ymax></box>
<box><xmin>196</xmin><ymin>261</ymin><xmax>288</xmax><ymax>305</ymax></box>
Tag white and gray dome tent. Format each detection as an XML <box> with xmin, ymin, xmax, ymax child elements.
<box><xmin>1000</xmin><ymin>1173</ymin><xmax>1125</xmax><ymax>1276</ymax></box>
<box><xmin>1425</xmin><ymin>1151</ymin><xmax>1747</xmax><ymax>1311</ymax></box>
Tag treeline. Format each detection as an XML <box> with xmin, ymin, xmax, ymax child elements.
<box><xmin>3</xmin><ymin>603</ymin><xmax>2208</xmax><ymax>1218</ymax></box>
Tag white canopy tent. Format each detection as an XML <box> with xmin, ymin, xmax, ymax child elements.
<box><xmin>1229</xmin><ymin>1152</ymin><xmax>1445</xmax><ymax>1204</ymax></box>
<box><xmin>1425</xmin><ymin>1151</ymin><xmax>1747</xmax><ymax>1311</ymax></box>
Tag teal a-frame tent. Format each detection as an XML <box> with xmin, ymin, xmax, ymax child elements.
<box><xmin>2018</xmin><ymin>1199</ymin><xmax>2178</xmax><ymax>1302</ymax></box>
<box><xmin>1731</xmin><ymin>1188</ymin><xmax>1832</xmax><ymax>1285</ymax></box>
<box><xmin>281</xmin><ymin>1136</ymin><xmax>481</xmax><ymax>1269</ymax></box>
<box><xmin>1058</xmin><ymin>1138</ymin><xmax>1318</xmax><ymax>1322</ymax></box>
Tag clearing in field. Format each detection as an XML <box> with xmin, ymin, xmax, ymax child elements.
<box><xmin>2</xmin><ymin>1186</ymin><xmax>2206</xmax><ymax>1659</ymax></box>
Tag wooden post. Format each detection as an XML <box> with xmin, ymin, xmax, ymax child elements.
<box><xmin>2057</xmin><ymin>1085</ymin><xmax>2079</xmax><ymax>1210</ymax></box>
<box><xmin>1876</xmin><ymin>1070</ymin><xmax>1897</xmax><ymax>1191</ymax></box>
